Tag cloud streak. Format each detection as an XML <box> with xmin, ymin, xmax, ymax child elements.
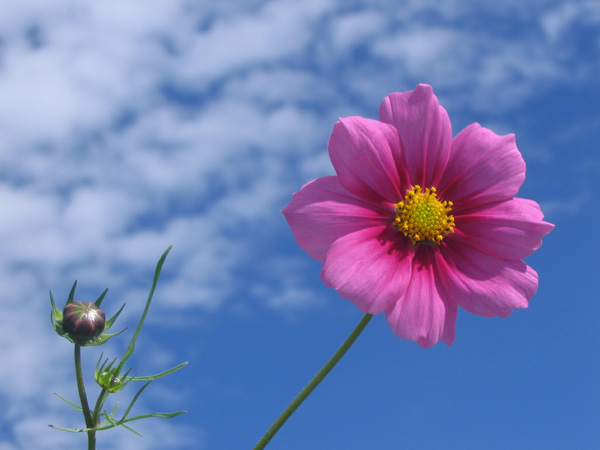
<box><xmin>0</xmin><ymin>0</ymin><xmax>597</xmax><ymax>447</ymax></box>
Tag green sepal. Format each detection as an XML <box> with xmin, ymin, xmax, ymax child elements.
<box><xmin>49</xmin><ymin>290</ymin><xmax>66</xmax><ymax>337</ymax></box>
<box><xmin>95</xmin><ymin>354</ymin><xmax>134</xmax><ymax>393</ymax></box>
<box><xmin>95</xmin><ymin>353</ymin><xmax>117</xmax><ymax>376</ymax></box>
<box><xmin>94</xmin><ymin>288</ymin><xmax>109</xmax><ymax>308</ymax></box>
<box><xmin>84</xmin><ymin>327</ymin><xmax>127</xmax><ymax>346</ymax></box>
<box><xmin>66</xmin><ymin>280</ymin><xmax>78</xmax><ymax>306</ymax></box>
<box><xmin>103</xmin><ymin>303</ymin><xmax>126</xmax><ymax>333</ymax></box>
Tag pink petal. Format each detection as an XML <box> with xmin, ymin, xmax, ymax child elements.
<box><xmin>438</xmin><ymin>241</ymin><xmax>539</xmax><ymax>318</ymax></box>
<box><xmin>379</xmin><ymin>84</ymin><xmax>452</xmax><ymax>188</ymax></box>
<box><xmin>282</xmin><ymin>176</ymin><xmax>393</xmax><ymax>262</ymax></box>
<box><xmin>328</xmin><ymin>117</ymin><xmax>408</xmax><ymax>204</ymax></box>
<box><xmin>440</xmin><ymin>123</ymin><xmax>526</xmax><ymax>208</ymax></box>
<box><xmin>321</xmin><ymin>226</ymin><xmax>413</xmax><ymax>315</ymax></box>
<box><xmin>384</xmin><ymin>246</ymin><xmax>457</xmax><ymax>348</ymax></box>
<box><xmin>453</xmin><ymin>197</ymin><xmax>554</xmax><ymax>260</ymax></box>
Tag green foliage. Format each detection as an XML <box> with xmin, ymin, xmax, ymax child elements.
<box><xmin>49</xmin><ymin>246</ymin><xmax>187</xmax><ymax>445</ymax></box>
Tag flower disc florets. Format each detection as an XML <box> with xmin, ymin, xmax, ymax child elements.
<box><xmin>394</xmin><ymin>185</ymin><xmax>455</xmax><ymax>245</ymax></box>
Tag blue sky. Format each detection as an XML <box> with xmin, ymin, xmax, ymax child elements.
<box><xmin>0</xmin><ymin>0</ymin><xmax>598</xmax><ymax>448</ymax></box>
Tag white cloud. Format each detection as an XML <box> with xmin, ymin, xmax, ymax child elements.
<box><xmin>0</xmin><ymin>1</ymin><xmax>176</xmax><ymax>149</ymax></box>
<box><xmin>372</xmin><ymin>26</ymin><xmax>473</xmax><ymax>85</ymax></box>
<box><xmin>538</xmin><ymin>192</ymin><xmax>590</xmax><ymax>217</ymax></box>
<box><xmin>251</xmin><ymin>255</ymin><xmax>328</xmax><ymax>312</ymax></box>
<box><xmin>328</xmin><ymin>10</ymin><xmax>390</xmax><ymax>54</ymax></box>
<box><xmin>369</xmin><ymin>22</ymin><xmax>573</xmax><ymax>110</ymax></box>
<box><xmin>542</xmin><ymin>0</ymin><xmax>600</xmax><ymax>42</ymax></box>
<box><xmin>169</xmin><ymin>0</ymin><xmax>337</xmax><ymax>88</ymax></box>
<box><xmin>0</xmin><ymin>0</ymin><xmax>596</xmax><ymax>447</ymax></box>
<box><xmin>222</xmin><ymin>68</ymin><xmax>336</xmax><ymax>108</ymax></box>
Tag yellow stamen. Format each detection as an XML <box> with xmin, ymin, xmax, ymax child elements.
<box><xmin>393</xmin><ymin>185</ymin><xmax>455</xmax><ymax>245</ymax></box>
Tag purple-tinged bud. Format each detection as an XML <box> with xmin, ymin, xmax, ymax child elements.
<box><xmin>62</xmin><ymin>302</ymin><xmax>106</xmax><ymax>345</ymax></box>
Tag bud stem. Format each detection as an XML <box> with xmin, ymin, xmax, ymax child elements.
<box><xmin>75</xmin><ymin>344</ymin><xmax>96</xmax><ymax>450</ymax></box>
<box><xmin>252</xmin><ymin>313</ymin><xmax>373</xmax><ymax>450</ymax></box>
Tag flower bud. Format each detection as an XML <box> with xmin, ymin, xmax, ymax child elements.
<box><xmin>96</xmin><ymin>369</ymin><xmax>130</xmax><ymax>393</ymax></box>
<box><xmin>62</xmin><ymin>302</ymin><xmax>106</xmax><ymax>345</ymax></box>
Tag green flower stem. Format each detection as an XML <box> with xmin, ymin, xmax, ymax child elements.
<box><xmin>74</xmin><ymin>344</ymin><xmax>96</xmax><ymax>450</ymax></box>
<box><xmin>253</xmin><ymin>313</ymin><xmax>373</xmax><ymax>450</ymax></box>
<box><xmin>91</xmin><ymin>388</ymin><xmax>109</xmax><ymax>431</ymax></box>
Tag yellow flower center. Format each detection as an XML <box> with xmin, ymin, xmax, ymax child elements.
<box><xmin>393</xmin><ymin>185</ymin><xmax>455</xmax><ymax>245</ymax></box>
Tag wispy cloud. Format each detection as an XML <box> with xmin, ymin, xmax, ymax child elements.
<box><xmin>0</xmin><ymin>0</ymin><xmax>597</xmax><ymax>447</ymax></box>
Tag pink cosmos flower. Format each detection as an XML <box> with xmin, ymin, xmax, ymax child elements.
<box><xmin>282</xmin><ymin>84</ymin><xmax>553</xmax><ymax>348</ymax></box>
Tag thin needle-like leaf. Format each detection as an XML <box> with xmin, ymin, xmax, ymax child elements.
<box><xmin>121</xmin><ymin>380</ymin><xmax>152</xmax><ymax>421</ymax></box>
<box><xmin>117</xmin><ymin>421</ymin><xmax>143</xmax><ymax>436</ymax></box>
<box><xmin>48</xmin><ymin>425</ymin><xmax>90</xmax><ymax>433</ymax></box>
<box><xmin>53</xmin><ymin>393</ymin><xmax>83</xmax><ymax>411</ymax></box>
<box><xmin>128</xmin><ymin>362</ymin><xmax>188</xmax><ymax>381</ymax></box>
<box><xmin>116</xmin><ymin>246</ymin><xmax>172</xmax><ymax>373</ymax></box>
